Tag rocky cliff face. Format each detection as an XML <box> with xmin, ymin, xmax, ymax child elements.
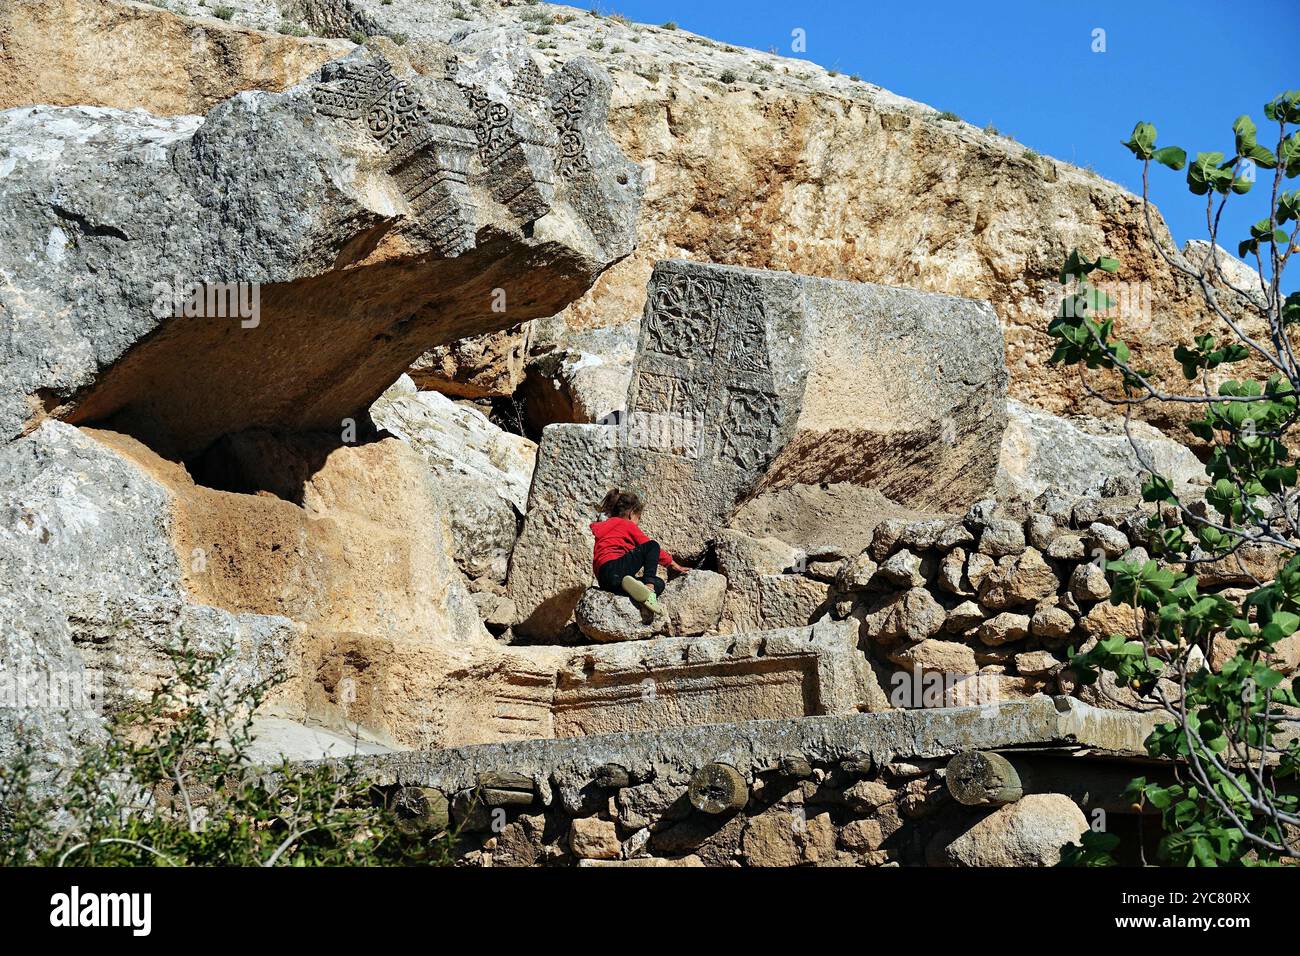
<box><xmin>0</xmin><ymin>0</ymin><xmax>1238</xmax><ymax>797</ymax></box>
<box><xmin>2</xmin><ymin>0</ymin><xmax>1248</xmax><ymax>447</ymax></box>
<box><xmin>0</xmin><ymin>16</ymin><xmax>644</xmax><ymax>761</ymax></box>
<box><xmin>306</xmin><ymin>0</ymin><xmax>1244</xmax><ymax>446</ymax></box>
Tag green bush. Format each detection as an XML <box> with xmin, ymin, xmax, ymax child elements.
<box><xmin>1049</xmin><ymin>90</ymin><xmax>1300</xmax><ymax>865</ymax></box>
<box><xmin>0</xmin><ymin>634</ymin><xmax>455</xmax><ymax>866</ymax></box>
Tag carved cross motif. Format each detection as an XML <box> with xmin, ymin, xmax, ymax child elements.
<box><xmin>313</xmin><ymin>60</ymin><xmax>430</xmax><ymax>152</ymax></box>
<box><xmin>645</xmin><ymin>271</ymin><xmax>723</xmax><ymax>359</ymax></box>
<box><xmin>635</xmin><ymin>371</ymin><xmax>705</xmax><ymax>416</ymax></box>
<box><xmin>551</xmin><ymin>75</ymin><xmax>592</xmax><ymax>179</ymax></box>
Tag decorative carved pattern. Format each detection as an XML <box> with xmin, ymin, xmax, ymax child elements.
<box><xmin>645</xmin><ymin>270</ymin><xmax>724</xmax><ymax>359</ymax></box>
<box><xmin>457</xmin><ymin>77</ymin><xmax>553</xmax><ymax>223</ymax></box>
<box><xmin>550</xmin><ymin>74</ymin><xmax>591</xmax><ymax>179</ymax></box>
<box><xmin>462</xmin><ymin>86</ymin><xmax>519</xmax><ymax>165</ymax></box>
<box><xmin>717</xmin><ymin>386</ymin><xmax>778</xmax><ymax>469</ymax></box>
<box><xmin>728</xmin><ymin>300</ymin><xmax>771</xmax><ymax>373</ymax></box>
<box><xmin>634</xmin><ymin>371</ymin><xmax>705</xmax><ymax>416</ymax></box>
<box><xmin>313</xmin><ymin>57</ymin><xmax>477</xmax><ymax>256</ymax></box>
<box><xmin>313</xmin><ymin>60</ymin><xmax>429</xmax><ymax>151</ymax></box>
<box><xmin>512</xmin><ymin>58</ymin><xmax>546</xmax><ymax>103</ymax></box>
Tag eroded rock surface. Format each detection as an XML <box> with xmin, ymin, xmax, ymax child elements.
<box><xmin>0</xmin><ymin>35</ymin><xmax>639</xmax><ymax>455</ymax></box>
<box><xmin>370</xmin><ymin>375</ymin><xmax>535</xmax><ymax>584</ymax></box>
<box><xmin>0</xmin><ymin>422</ymin><xmax>298</xmax><ymax>772</ymax></box>
<box><xmin>508</xmin><ymin>259</ymin><xmax>1006</xmax><ymax>637</ymax></box>
<box><xmin>998</xmin><ymin>399</ymin><xmax>1207</xmax><ymax>502</ymax></box>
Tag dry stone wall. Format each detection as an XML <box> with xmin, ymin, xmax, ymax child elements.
<box><xmin>350</xmin><ymin>697</ymin><xmax>1161</xmax><ymax>867</ymax></box>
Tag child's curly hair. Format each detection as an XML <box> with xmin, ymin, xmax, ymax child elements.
<box><xmin>599</xmin><ymin>487</ymin><xmax>644</xmax><ymax>519</ymax></box>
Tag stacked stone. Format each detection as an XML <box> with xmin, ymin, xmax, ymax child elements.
<box><xmin>402</xmin><ymin>750</ymin><xmax>1086</xmax><ymax>867</ymax></box>
<box><xmin>560</xmin><ymin>472</ymin><xmax>1298</xmax><ymax>710</ymax></box>
<box><xmin>783</xmin><ymin>477</ymin><xmax>1208</xmax><ymax>703</ymax></box>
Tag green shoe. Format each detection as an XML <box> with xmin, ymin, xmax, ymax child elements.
<box><xmin>622</xmin><ymin>575</ymin><xmax>663</xmax><ymax>614</ymax></box>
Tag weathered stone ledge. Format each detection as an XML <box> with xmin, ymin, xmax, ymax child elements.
<box><xmin>336</xmin><ymin>696</ymin><xmax>1164</xmax><ymax>798</ymax></box>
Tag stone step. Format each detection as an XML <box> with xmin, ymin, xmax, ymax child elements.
<box><xmin>295</xmin><ymin>619</ymin><xmax>881</xmax><ymax>750</ymax></box>
<box><xmin>552</xmin><ymin>619</ymin><xmax>883</xmax><ymax>737</ymax></box>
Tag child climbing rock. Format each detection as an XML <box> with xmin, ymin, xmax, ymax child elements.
<box><xmin>590</xmin><ymin>488</ymin><xmax>689</xmax><ymax>613</ymax></box>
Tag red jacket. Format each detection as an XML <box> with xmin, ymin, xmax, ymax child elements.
<box><xmin>590</xmin><ymin>517</ymin><xmax>673</xmax><ymax>576</ymax></box>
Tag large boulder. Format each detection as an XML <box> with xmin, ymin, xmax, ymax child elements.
<box><xmin>369</xmin><ymin>375</ymin><xmax>535</xmax><ymax>583</ymax></box>
<box><xmin>574</xmin><ymin>570</ymin><xmax>727</xmax><ymax>643</ymax></box>
<box><xmin>0</xmin><ymin>35</ymin><xmax>639</xmax><ymax>455</ymax></box>
<box><xmin>998</xmin><ymin>399</ymin><xmax>1206</xmax><ymax>501</ymax></box>
<box><xmin>508</xmin><ymin>259</ymin><xmax>1006</xmax><ymax>638</ymax></box>
<box><xmin>618</xmin><ymin>260</ymin><xmax>1007</xmax><ymax>557</ymax></box>
<box><xmin>935</xmin><ymin>793</ymin><xmax>1088</xmax><ymax>867</ymax></box>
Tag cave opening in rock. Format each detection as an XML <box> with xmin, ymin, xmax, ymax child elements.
<box><xmin>185</xmin><ymin>427</ymin><xmax>378</xmax><ymax>504</ymax></box>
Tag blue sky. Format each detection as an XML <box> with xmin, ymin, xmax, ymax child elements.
<box><xmin>595</xmin><ymin>0</ymin><xmax>1297</xmax><ymax>260</ymax></box>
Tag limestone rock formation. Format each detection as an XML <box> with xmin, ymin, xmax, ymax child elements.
<box><xmin>0</xmin><ymin>422</ymin><xmax>298</xmax><ymax>772</ymax></box>
<box><xmin>573</xmin><ymin>570</ymin><xmax>726</xmax><ymax>643</ymax></box>
<box><xmin>0</xmin><ymin>29</ymin><xmax>650</xmax><ymax>762</ymax></box>
<box><xmin>935</xmin><ymin>793</ymin><xmax>1088</xmax><ymax>867</ymax></box>
<box><xmin>0</xmin><ymin>35</ymin><xmax>639</xmax><ymax>455</ymax></box>
<box><xmin>369</xmin><ymin>375</ymin><xmax>534</xmax><ymax>584</ymax></box>
<box><xmin>1</xmin><ymin>1</ymin><xmax>1255</xmax><ymax>869</ymax></box>
<box><xmin>4</xmin><ymin>0</ymin><xmax>1255</xmax><ymax>452</ymax></box>
<box><xmin>508</xmin><ymin>260</ymin><xmax>1006</xmax><ymax>637</ymax></box>
<box><xmin>998</xmin><ymin>399</ymin><xmax>1206</xmax><ymax>502</ymax></box>
<box><xmin>407</xmin><ymin>325</ymin><xmax>532</xmax><ymax>399</ymax></box>
<box><xmin>0</xmin><ymin>0</ymin><xmax>354</xmax><ymax>115</ymax></box>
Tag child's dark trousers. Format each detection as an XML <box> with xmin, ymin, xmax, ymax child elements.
<box><xmin>596</xmin><ymin>541</ymin><xmax>666</xmax><ymax>596</ymax></box>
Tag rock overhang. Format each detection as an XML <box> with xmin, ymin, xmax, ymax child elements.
<box><xmin>0</xmin><ymin>36</ymin><xmax>641</xmax><ymax>458</ymax></box>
